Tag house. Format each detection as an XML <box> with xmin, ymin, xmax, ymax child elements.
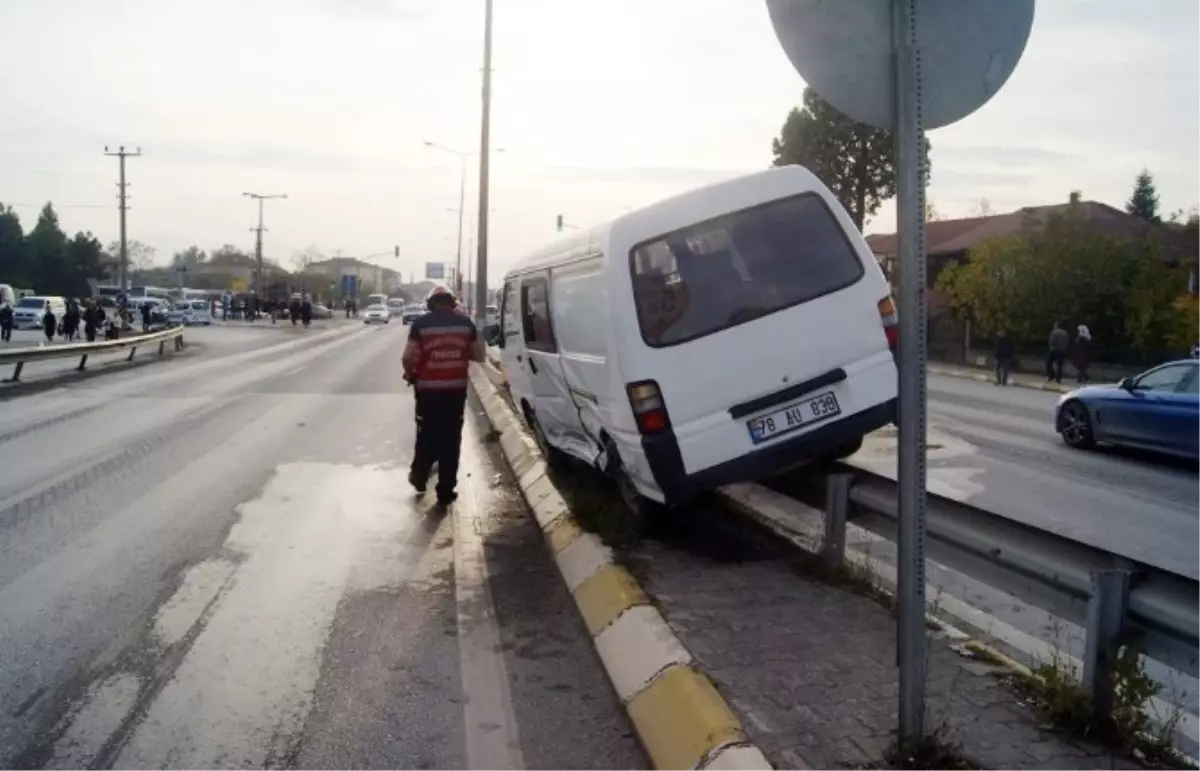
<box><xmin>866</xmin><ymin>200</ymin><xmax>1196</xmax><ymax>303</ymax></box>
<box><xmin>304</xmin><ymin>257</ymin><xmax>402</xmax><ymax>295</ymax></box>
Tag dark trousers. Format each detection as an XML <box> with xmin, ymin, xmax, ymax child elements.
<box><xmin>995</xmin><ymin>358</ymin><xmax>1012</xmax><ymax>385</ymax></box>
<box><xmin>0</xmin><ymin>325</ymin><xmax>10</xmax><ymax>342</ymax></box>
<box><xmin>85</xmin><ymin>325</ymin><xmax>96</xmax><ymax>342</ymax></box>
<box><xmin>411</xmin><ymin>388</ymin><xmax>468</xmax><ymax>497</ymax></box>
<box><xmin>1045</xmin><ymin>351</ymin><xmax>1065</xmax><ymax>383</ymax></box>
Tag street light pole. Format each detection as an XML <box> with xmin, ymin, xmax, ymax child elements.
<box><xmin>243</xmin><ymin>192</ymin><xmax>287</xmax><ymax>298</ymax></box>
<box><xmin>423</xmin><ymin>141</ymin><xmax>504</xmax><ymax>302</ymax></box>
<box><xmin>474</xmin><ymin>0</ymin><xmax>495</xmax><ymax>328</ymax></box>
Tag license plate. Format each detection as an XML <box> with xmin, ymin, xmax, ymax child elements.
<box><xmin>747</xmin><ymin>391</ymin><xmax>841</xmax><ymax>445</ymax></box>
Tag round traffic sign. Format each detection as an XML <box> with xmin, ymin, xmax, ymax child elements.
<box><xmin>765</xmin><ymin>0</ymin><xmax>1035</xmax><ymax>131</ymax></box>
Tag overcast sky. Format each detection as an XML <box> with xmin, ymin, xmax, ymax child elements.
<box><xmin>1</xmin><ymin>0</ymin><xmax>1196</xmax><ymax>284</ymax></box>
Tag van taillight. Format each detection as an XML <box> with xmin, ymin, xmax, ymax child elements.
<box><xmin>878</xmin><ymin>296</ymin><xmax>899</xmax><ymax>349</ymax></box>
<box><xmin>627</xmin><ymin>380</ymin><xmax>671</xmax><ymax>435</ymax></box>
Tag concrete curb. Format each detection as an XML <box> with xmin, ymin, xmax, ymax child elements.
<box><xmin>468</xmin><ymin>363</ymin><xmax>773</xmax><ymax>771</ymax></box>
<box><xmin>929</xmin><ymin>364</ymin><xmax>1070</xmax><ymax>394</ymax></box>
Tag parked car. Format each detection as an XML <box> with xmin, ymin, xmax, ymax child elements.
<box><xmin>12</xmin><ymin>295</ymin><xmax>66</xmax><ymax>330</ymax></box>
<box><xmin>1056</xmin><ymin>359</ymin><xmax>1199</xmax><ymax>460</ymax></box>
<box><xmin>311</xmin><ymin>303</ymin><xmax>333</xmax><ymax>320</ymax></box>
<box><xmin>493</xmin><ymin>165</ymin><xmax>899</xmax><ymax>517</ymax></box>
<box><xmin>363</xmin><ymin>304</ymin><xmax>390</xmax><ymax>325</ymax></box>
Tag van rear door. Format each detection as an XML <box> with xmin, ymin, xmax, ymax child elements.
<box><xmin>627</xmin><ymin>192</ymin><xmax>895</xmax><ymax>476</ymax></box>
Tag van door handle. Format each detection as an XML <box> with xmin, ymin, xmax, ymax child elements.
<box><xmin>528</xmin><ymin>358</ymin><xmax>539</xmax><ymax>374</ymax></box>
<box><xmin>516</xmin><ymin>354</ymin><xmax>523</xmax><ymax>363</ymax></box>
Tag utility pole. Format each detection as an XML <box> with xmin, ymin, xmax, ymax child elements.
<box><xmin>104</xmin><ymin>145</ymin><xmax>142</xmax><ymax>292</ymax></box>
<box><xmin>243</xmin><ymin>192</ymin><xmax>287</xmax><ymax>298</ymax></box>
<box><xmin>474</xmin><ymin>0</ymin><xmax>495</xmax><ymax>327</ymax></box>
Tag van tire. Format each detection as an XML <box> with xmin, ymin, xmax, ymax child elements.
<box><xmin>525</xmin><ymin>406</ymin><xmax>569</xmax><ymax>471</ymax></box>
<box><xmin>605</xmin><ymin>438</ymin><xmax>661</xmax><ymax>527</ymax></box>
<box><xmin>829</xmin><ymin>436</ymin><xmax>864</xmax><ymax>460</ymax></box>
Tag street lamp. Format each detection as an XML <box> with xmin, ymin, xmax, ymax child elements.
<box><xmin>423</xmin><ymin>141</ymin><xmax>504</xmax><ymax>298</ymax></box>
<box><xmin>243</xmin><ymin>192</ymin><xmax>288</xmax><ymax>298</ymax></box>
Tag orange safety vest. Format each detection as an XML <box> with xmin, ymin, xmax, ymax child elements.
<box><xmin>413</xmin><ymin>312</ymin><xmax>475</xmax><ymax>390</ymax></box>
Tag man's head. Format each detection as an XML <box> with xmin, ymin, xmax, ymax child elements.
<box><xmin>426</xmin><ymin>284</ymin><xmax>456</xmax><ymax>311</ymax></box>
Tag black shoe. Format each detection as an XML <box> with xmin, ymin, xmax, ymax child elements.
<box><xmin>408</xmin><ymin>471</ymin><xmax>427</xmax><ymax>494</ymax></box>
<box><xmin>436</xmin><ymin>491</ymin><xmax>458</xmax><ymax>507</ymax></box>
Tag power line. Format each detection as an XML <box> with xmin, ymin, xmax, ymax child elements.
<box><xmin>103</xmin><ymin>145</ymin><xmax>142</xmax><ymax>292</ymax></box>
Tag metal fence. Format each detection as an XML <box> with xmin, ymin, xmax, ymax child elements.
<box><xmin>1</xmin><ymin>326</ymin><xmax>186</xmax><ymax>383</ymax></box>
<box><xmin>730</xmin><ymin>466</ymin><xmax>1199</xmax><ymax>718</ymax></box>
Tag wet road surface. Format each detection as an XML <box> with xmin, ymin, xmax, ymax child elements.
<box><xmin>0</xmin><ymin>323</ymin><xmax>644</xmax><ymax>769</ymax></box>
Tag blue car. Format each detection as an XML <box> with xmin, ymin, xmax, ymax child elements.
<box><xmin>1055</xmin><ymin>359</ymin><xmax>1199</xmax><ymax>460</ymax></box>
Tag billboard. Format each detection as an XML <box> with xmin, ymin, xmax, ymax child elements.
<box><xmin>425</xmin><ymin>262</ymin><xmax>445</xmax><ymax>280</ymax></box>
<box><xmin>340</xmin><ymin>274</ymin><xmax>358</xmax><ymax>296</ymax></box>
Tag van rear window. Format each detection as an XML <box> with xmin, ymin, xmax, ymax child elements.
<box><xmin>629</xmin><ymin>193</ymin><xmax>864</xmax><ymax>347</ymax></box>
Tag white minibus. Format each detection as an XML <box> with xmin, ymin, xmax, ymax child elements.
<box><xmin>493</xmin><ymin>165</ymin><xmax>899</xmax><ymax>516</ymax></box>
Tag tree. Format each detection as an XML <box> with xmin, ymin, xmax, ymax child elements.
<box><xmin>0</xmin><ymin>204</ymin><xmax>29</xmax><ymax>286</ymax></box>
<box><xmin>26</xmin><ymin>203</ymin><xmax>69</xmax><ymax>294</ymax></box>
<box><xmin>63</xmin><ymin>232</ymin><xmax>109</xmax><ymax>298</ymax></box>
<box><xmin>173</xmin><ymin>245</ymin><xmax>208</xmax><ymax>270</ymax></box>
<box><xmin>209</xmin><ymin>244</ymin><xmax>253</xmax><ymax>265</ymax></box>
<box><xmin>292</xmin><ymin>245</ymin><xmax>325</xmax><ymax>272</ymax></box>
<box><xmin>1126</xmin><ymin>169</ymin><xmax>1161</xmax><ymax>223</ymax></box>
<box><xmin>925</xmin><ymin>200</ymin><xmax>942</xmax><ymax>222</ymax></box>
<box><xmin>971</xmin><ymin>198</ymin><xmax>995</xmax><ymax>218</ymax></box>
<box><xmin>771</xmin><ymin>87</ymin><xmax>932</xmax><ymax>230</ymax></box>
<box><xmin>938</xmin><ymin>206</ymin><xmax>1193</xmax><ymax>361</ymax></box>
<box><xmin>106</xmin><ymin>239</ymin><xmax>157</xmax><ymax>280</ymax></box>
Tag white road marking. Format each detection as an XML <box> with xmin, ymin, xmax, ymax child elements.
<box><xmin>454</xmin><ymin>430</ymin><xmax>525</xmax><ymax>770</ymax></box>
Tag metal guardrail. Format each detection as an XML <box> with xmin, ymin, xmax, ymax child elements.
<box><xmin>1</xmin><ymin>326</ymin><xmax>186</xmax><ymax>383</ymax></box>
<box><xmin>791</xmin><ymin>465</ymin><xmax>1199</xmax><ymax>717</ymax></box>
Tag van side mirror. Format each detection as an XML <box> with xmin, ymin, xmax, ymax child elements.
<box><xmin>1118</xmin><ymin>377</ymin><xmax>1134</xmax><ymax>391</ymax></box>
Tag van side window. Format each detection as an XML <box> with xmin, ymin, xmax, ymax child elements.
<box><xmin>520</xmin><ymin>277</ymin><xmax>557</xmax><ymax>352</ymax></box>
<box><xmin>501</xmin><ymin>280</ymin><xmax>520</xmax><ymax>339</ymax></box>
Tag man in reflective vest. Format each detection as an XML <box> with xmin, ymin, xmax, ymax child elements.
<box><xmin>402</xmin><ymin>284</ymin><xmax>485</xmax><ymax>505</ymax></box>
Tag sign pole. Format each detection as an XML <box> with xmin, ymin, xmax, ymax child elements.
<box><xmin>892</xmin><ymin>0</ymin><xmax>929</xmax><ymax>750</ymax></box>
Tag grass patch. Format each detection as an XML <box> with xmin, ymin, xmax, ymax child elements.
<box><xmin>883</xmin><ymin>728</ymin><xmax>979</xmax><ymax>770</ymax></box>
<box><xmin>551</xmin><ymin>466</ymin><xmax>641</xmax><ymax>558</ymax></box>
<box><xmin>1009</xmin><ymin>645</ymin><xmax>1193</xmax><ymax>770</ymax></box>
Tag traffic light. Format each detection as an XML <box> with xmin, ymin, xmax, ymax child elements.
<box><xmin>556</xmin><ymin>214</ymin><xmax>563</xmax><ymax>232</ymax></box>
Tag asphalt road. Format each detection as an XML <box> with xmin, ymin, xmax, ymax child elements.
<box><xmin>0</xmin><ymin>323</ymin><xmax>643</xmax><ymax>769</ymax></box>
<box><xmin>846</xmin><ymin>373</ymin><xmax>1199</xmax><ymax>580</ymax></box>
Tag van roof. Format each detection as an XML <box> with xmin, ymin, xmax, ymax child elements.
<box><xmin>504</xmin><ymin>165</ymin><xmax>827</xmax><ymax>279</ymax></box>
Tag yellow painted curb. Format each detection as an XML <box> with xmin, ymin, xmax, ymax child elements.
<box><xmin>627</xmin><ymin>664</ymin><xmax>746</xmax><ymax>771</ymax></box>
<box><xmin>545</xmin><ymin>516</ymin><xmax>584</xmax><ymax>555</ymax></box>
<box><xmin>964</xmin><ymin>639</ymin><xmax>1036</xmax><ymax>679</ymax></box>
<box><xmin>573</xmin><ymin>563</ymin><xmax>649</xmax><ymax>637</ymax></box>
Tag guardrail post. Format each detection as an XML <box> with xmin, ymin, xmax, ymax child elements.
<box><xmin>7</xmin><ymin>362</ymin><xmax>23</xmax><ymax>382</ymax></box>
<box><xmin>1083</xmin><ymin>569</ymin><xmax>1131</xmax><ymax>722</ymax></box>
<box><xmin>127</xmin><ymin>347</ymin><xmax>137</xmax><ymax>362</ymax></box>
<box><xmin>822</xmin><ymin>473</ymin><xmax>851</xmax><ymax>566</ymax></box>
<box><xmin>78</xmin><ymin>355</ymin><xmax>88</xmax><ymax>371</ymax></box>
<box><xmin>158</xmin><ymin>340</ymin><xmax>165</xmax><ymax>356</ymax></box>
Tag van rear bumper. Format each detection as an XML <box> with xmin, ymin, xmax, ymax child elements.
<box><xmin>642</xmin><ymin>398</ymin><xmax>896</xmax><ymax>504</ymax></box>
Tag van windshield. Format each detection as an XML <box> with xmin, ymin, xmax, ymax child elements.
<box><xmin>629</xmin><ymin>193</ymin><xmax>865</xmax><ymax>347</ymax></box>
<box><xmin>17</xmin><ymin>298</ymin><xmax>46</xmax><ymax>309</ymax></box>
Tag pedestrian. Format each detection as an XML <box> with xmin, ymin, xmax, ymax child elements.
<box><xmin>402</xmin><ymin>285</ymin><xmax>485</xmax><ymax>506</ymax></box>
<box><xmin>64</xmin><ymin>300</ymin><xmax>81</xmax><ymax>342</ymax></box>
<box><xmin>291</xmin><ymin>297</ymin><xmax>301</xmax><ymax>326</ymax></box>
<box><xmin>140</xmin><ymin>301</ymin><xmax>152</xmax><ymax>333</ymax></box>
<box><xmin>1072</xmin><ymin>324</ymin><xmax>1093</xmax><ymax>384</ymax></box>
<box><xmin>1046</xmin><ymin>321</ymin><xmax>1069</xmax><ymax>384</ymax></box>
<box><xmin>300</xmin><ymin>296</ymin><xmax>312</xmax><ymax>327</ymax></box>
<box><xmin>0</xmin><ymin>302</ymin><xmax>12</xmax><ymax>342</ymax></box>
<box><xmin>994</xmin><ymin>329</ymin><xmax>1015</xmax><ymax>386</ymax></box>
<box><xmin>83</xmin><ymin>300</ymin><xmax>103</xmax><ymax>343</ymax></box>
<box><xmin>42</xmin><ymin>304</ymin><xmax>56</xmax><ymax>343</ymax></box>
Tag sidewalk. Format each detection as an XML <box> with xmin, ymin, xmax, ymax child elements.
<box><xmin>929</xmin><ymin>361</ymin><xmax>1074</xmax><ymax>394</ymax></box>
<box><xmin>633</xmin><ymin>536</ymin><xmax>1135</xmax><ymax>769</ymax></box>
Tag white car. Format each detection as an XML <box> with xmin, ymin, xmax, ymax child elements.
<box><xmin>12</xmin><ymin>296</ymin><xmax>66</xmax><ymax>330</ymax></box>
<box><xmin>363</xmin><ymin>304</ymin><xmax>390</xmax><ymax>324</ymax></box>
<box><xmin>166</xmin><ymin>299</ymin><xmax>214</xmax><ymax>326</ymax></box>
<box><xmin>496</xmin><ymin>165</ymin><xmax>899</xmax><ymax>516</ymax></box>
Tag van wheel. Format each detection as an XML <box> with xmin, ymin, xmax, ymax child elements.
<box><xmin>605</xmin><ymin>438</ymin><xmax>661</xmax><ymax>527</ymax></box>
<box><xmin>526</xmin><ymin>407</ymin><xmax>568</xmax><ymax>471</ymax></box>
<box><xmin>831</xmin><ymin>437</ymin><xmax>864</xmax><ymax>460</ymax></box>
